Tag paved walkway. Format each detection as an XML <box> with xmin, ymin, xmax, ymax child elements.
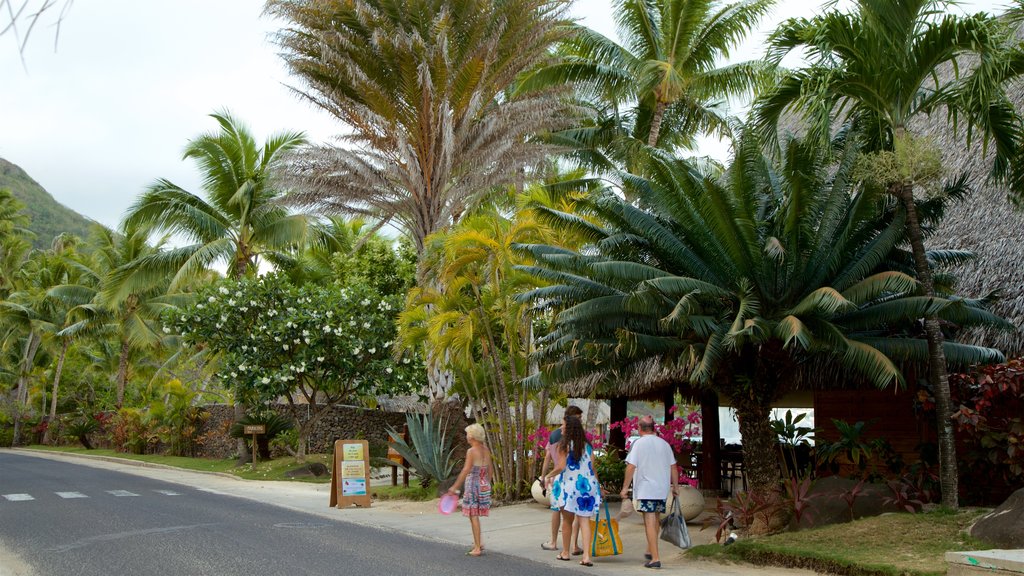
<box><xmin>6</xmin><ymin>448</ymin><xmax>819</xmax><ymax>575</ymax></box>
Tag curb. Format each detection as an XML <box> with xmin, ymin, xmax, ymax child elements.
<box><xmin>10</xmin><ymin>447</ymin><xmax>241</xmax><ymax>480</ymax></box>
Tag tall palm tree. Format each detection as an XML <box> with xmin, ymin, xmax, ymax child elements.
<box><xmin>751</xmin><ymin>0</ymin><xmax>1023</xmax><ymax>508</ymax></box>
<box><xmin>523</xmin><ymin>0</ymin><xmax>776</xmax><ymax>152</ymax></box>
<box><xmin>50</xmin><ymin>225</ymin><xmax>181</xmax><ymax>408</ymax></box>
<box><xmin>120</xmin><ymin>111</ymin><xmax>309</xmax><ymax>288</ymax></box>
<box><xmin>0</xmin><ymin>190</ymin><xmax>33</xmax><ymax>299</ymax></box>
<box><xmin>268</xmin><ymin>0</ymin><xmax>571</xmax><ymax>262</ymax></box>
<box><xmin>517</xmin><ymin>134</ymin><xmax>1009</xmax><ymax>495</ymax></box>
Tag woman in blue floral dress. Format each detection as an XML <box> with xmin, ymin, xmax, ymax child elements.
<box><xmin>547</xmin><ymin>415</ymin><xmax>602</xmax><ymax>567</ymax></box>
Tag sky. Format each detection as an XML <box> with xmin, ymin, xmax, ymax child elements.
<box><xmin>0</xmin><ymin>0</ymin><xmax>1010</xmax><ymax>230</ymax></box>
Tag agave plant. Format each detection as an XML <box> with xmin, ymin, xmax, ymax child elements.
<box><xmin>387</xmin><ymin>412</ymin><xmax>460</xmax><ymax>490</ymax></box>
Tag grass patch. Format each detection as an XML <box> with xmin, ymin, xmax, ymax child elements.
<box><xmin>371</xmin><ymin>484</ymin><xmax>436</xmax><ymax>501</ymax></box>
<box><xmin>24</xmin><ymin>445</ymin><xmax>332</xmax><ymax>483</ymax></box>
<box><xmin>688</xmin><ymin>509</ymin><xmax>991</xmax><ymax>576</ymax></box>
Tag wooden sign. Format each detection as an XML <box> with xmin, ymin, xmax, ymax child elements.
<box><xmin>330</xmin><ymin>439</ymin><xmax>371</xmax><ymax>508</ymax></box>
<box><xmin>244</xmin><ymin>424</ymin><xmax>266</xmax><ymax>464</ymax></box>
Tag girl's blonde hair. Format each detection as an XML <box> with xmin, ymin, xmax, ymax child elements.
<box><xmin>465</xmin><ymin>423</ymin><xmax>486</xmax><ymax>442</ymax></box>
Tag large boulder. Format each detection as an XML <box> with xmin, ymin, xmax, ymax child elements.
<box><xmin>796</xmin><ymin>476</ymin><xmax>901</xmax><ymax>529</ymax></box>
<box><xmin>971</xmin><ymin>488</ymin><xmax>1024</xmax><ymax>549</ymax></box>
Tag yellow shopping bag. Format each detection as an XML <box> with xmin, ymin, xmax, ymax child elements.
<box><xmin>589</xmin><ymin>501</ymin><xmax>623</xmax><ymax>557</ymax></box>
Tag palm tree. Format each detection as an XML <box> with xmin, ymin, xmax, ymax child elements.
<box><xmin>268</xmin><ymin>0</ymin><xmax>570</xmax><ymax>262</ymax></box>
<box><xmin>751</xmin><ymin>0</ymin><xmax>1023</xmax><ymax>509</ymax></box>
<box><xmin>523</xmin><ymin>0</ymin><xmax>775</xmax><ymax>153</ymax></box>
<box><xmin>0</xmin><ymin>190</ymin><xmax>33</xmax><ymax>299</ymax></box>
<box><xmin>120</xmin><ymin>111</ymin><xmax>308</xmax><ymax>288</ymax></box>
<box><xmin>517</xmin><ymin>134</ymin><xmax>1008</xmax><ymax>496</ymax></box>
<box><xmin>50</xmin><ymin>225</ymin><xmax>181</xmax><ymax>408</ymax></box>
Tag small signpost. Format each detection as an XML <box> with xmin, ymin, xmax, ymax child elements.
<box><xmin>243</xmin><ymin>424</ymin><xmax>265</xmax><ymax>464</ymax></box>
<box><xmin>330</xmin><ymin>439</ymin><xmax>371</xmax><ymax>508</ymax></box>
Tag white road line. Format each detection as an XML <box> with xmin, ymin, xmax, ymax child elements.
<box><xmin>105</xmin><ymin>490</ymin><xmax>139</xmax><ymax>497</ymax></box>
<box><xmin>56</xmin><ymin>492</ymin><xmax>88</xmax><ymax>499</ymax></box>
<box><xmin>2</xmin><ymin>494</ymin><xmax>34</xmax><ymax>501</ymax></box>
<box><xmin>154</xmin><ymin>490</ymin><xmax>180</xmax><ymax>496</ymax></box>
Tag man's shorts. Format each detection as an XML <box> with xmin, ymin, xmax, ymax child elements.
<box><xmin>636</xmin><ymin>499</ymin><xmax>666</xmax><ymax>514</ymax></box>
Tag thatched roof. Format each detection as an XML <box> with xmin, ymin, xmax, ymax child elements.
<box><xmin>909</xmin><ymin>102</ymin><xmax>1024</xmax><ymax>357</ymax></box>
<box><xmin>556</xmin><ymin>356</ymin><xmax>688</xmax><ymax>399</ymax></box>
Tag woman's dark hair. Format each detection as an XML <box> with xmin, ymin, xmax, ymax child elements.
<box><xmin>562</xmin><ymin>415</ymin><xmax>588</xmax><ymax>462</ymax></box>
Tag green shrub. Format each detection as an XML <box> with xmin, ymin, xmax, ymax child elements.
<box><xmin>230</xmin><ymin>410</ymin><xmax>295</xmax><ymax>460</ymax></box>
<box><xmin>594</xmin><ymin>449</ymin><xmax>627</xmax><ymax>496</ymax></box>
<box><xmin>66</xmin><ymin>414</ymin><xmax>100</xmax><ymax>449</ymax></box>
<box><xmin>0</xmin><ymin>427</ymin><xmax>13</xmax><ymax>448</ymax></box>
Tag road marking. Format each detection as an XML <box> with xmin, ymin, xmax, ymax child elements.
<box><xmin>56</xmin><ymin>492</ymin><xmax>88</xmax><ymax>499</ymax></box>
<box><xmin>2</xmin><ymin>494</ymin><xmax>34</xmax><ymax>501</ymax></box>
<box><xmin>154</xmin><ymin>490</ymin><xmax>180</xmax><ymax>496</ymax></box>
<box><xmin>106</xmin><ymin>490</ymin><xmax>139</xmax><ymax>497</ymax></box>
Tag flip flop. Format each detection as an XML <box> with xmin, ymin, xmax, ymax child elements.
<box><xmin>541</xmin><ymin>543</ymin><xmax>559</xmax><ymax>551</ymax></box>
<box><xmin>580</xmin><ymin>560</ymin><xmax>594</xmax><ymax>567</ymax></box>
<box><xmin>556</xmin><ymin>555</ymin><xmax>571</xmax><ymax>561</ymax></box>
<box><xmin>465</xmin><ymin>550</ymin><xmax>483</xmax><ymax>557</ymax></box>
<box><xmin>572</xmin><ymin>548</ymin><xmax>585</xmax><ymax>556</ymax></box>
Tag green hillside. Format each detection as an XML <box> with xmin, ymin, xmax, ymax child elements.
<box><xmin>0</xmin><ymin>157</ymin><xmax>96</xmax><ymax>248</ymax></box>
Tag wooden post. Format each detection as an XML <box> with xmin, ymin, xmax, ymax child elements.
<box><xmin>243</xmin><ymin>424</ymin><xmax>266</xmax><ymax>465</ymax></box>
<box><xmin>700</xmin><ymin>390</ymin><xmax>721</xmax><ymax>492</ymax></box>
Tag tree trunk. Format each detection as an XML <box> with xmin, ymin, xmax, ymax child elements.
<box><xmin>732</xmin><ymin>393</ymin><xmax>778</xmax><ymax>497</ymax></box>
<box><xmin>115</xmin><ymin>339</ymin><xmax>131</xmax><ymax>409</ymax></box>
<box><xmin>43</xmin><ymin>339</ymin><xmax>70</xmax><ymax>445</ymax></box>
<box><xmin>234</xmin><ymin>401</ymin><xmax>251</xmax><ymax>465</ymax></box>
<box><xmin>648</xmin><ymin>101</ymin><xmax>668</xmax><ymax>148</ymax></box>
<box><xmin>12</xmin><ymin>332</ymin><xmax>42</xmax><ymax>446</ymax></box>
<box><xmin>896</xmin><ymin>180</ymin><xmax>959</xmax><ymax>509</ymax></box>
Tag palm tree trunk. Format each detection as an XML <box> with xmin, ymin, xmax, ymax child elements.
<box><xmin>12</xmin><ymin>332</ymin><xmax>42</xmax><ymax>446</ymax></box>
<box><xmin>731</xmin><ymin>392</ymin><xmax>778</xmax><ymax>497</ymax></box>
<box><xmin>648</xmin><ymin>101</ymin><xmax>668</xmax><ymax>147</ymax></box>
<box><xmin>896</xmin><ymin>180</ymin><xmax>959</xmax><ymax>509</ymax></box>
<box><xmin>43</xmin><ymin>339</ymin><xmax>70</xmax><ymax>445</ymax></box>
<box><xmin>116</xmin><ymin>339</ymin><xmax>130</xmax><ymax>409</ymax></box>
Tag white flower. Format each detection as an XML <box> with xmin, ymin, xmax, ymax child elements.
<box><xmin>362</xmin><ymin>322</ymin><xmax>371</xmax><ymax>329</ymax></box>
<box><xmin>241</xmin><ymin>345</ymin><xmax>248</xmax><ymax>351</ymax></box>
<box><xmin>349</xmin><ymin>320</ymin><xmax>356</xmax><ymax>327</ymax></box>
<box><xmin>250</xmin><ymin>300</ymin><xmax>257</xmax><ymax>306</ymax></box>
<box><xmin>326</xmin><ymin>311</ymin><xmax>333</xmax><ymax>318</ymax></box>
<box><xmin>235</xmin><ymin>291</ymin><xmax>242</xmax><ymax>298</ymax></box>
<box><xmin>215</xmin><ymin>323</ymin><xmax>222</xmax><ymax>329</ymax></box>
<box><xmin>385</xmin><ymin>367</ymin><xmax>393</xmax><ymax>374</ymax></box>
<box><xmin>304</xmin><ymin>338</ymin><xmax>310</xmax><ymax>344</ymax></box>
<box><xmin>352</xmin><ymin>348</ymin><xmax>361</xmax><ymax>356</ymax></box>
<box><xmin>228</xmin><ymin>299</ymin><xmax>236</xmax><ymax>306</ymax></box>
<box><xmin>361</xmin><ymin>298</ymin><xmax>370</xmax><ymax>306</ymax></box>
<box><xmin>323</xmin><ymin>325</ymin><xmax>332</xmax><ymax>333</ymax></box>
<box><xmin>196</xmin><ymin>303</ymin><xmax>204</xmax><ymax>309</ymax></box>
<box><xmin>283</xmin><ymin>344</ymin><xmax>289</xmax><ymax>350</ymax></box>
<box><xmin>239</xmin><ymin>365</ymin><xmax>247</xmax><ymax>371</ymax></box>
<box><xmin>384</xmin><ymin>341</ymin><xmax>392</xmax><ymax>347</ymax></box>
<box><xmin>368</xmin><ymin>347</ymin><xmax>376</xmax><ymax>354</ymax></box>
<box><xmin>230</xmin><ymin>372</ymin><xmax>237</xmax><ymax>378</ymax></box>
<box><xmin>403</xmin><ymin>358</ymin><xmax>410</xmax><ymax>364</ymax></box>
<box><xmin>240</xmin><ymin>306</ymin><xmax>248</xmax><ymax>312</ymax></box>
<box><xmin>261</xmin><ymin>377</ymin><xmax>271</xmax><ymax>384</ymax></box>
<box><xmin>302</xmin><ymin>330</ymin><xmax>309</xmax><ymax>337</ymax></box>
<box><xmin>180</xmin><ymin>315</ymin><xmax>186</xmax><ymax>322</ymax></box>
<box><xmin>316</xmin><ymin>356</ymin><xmax>325</xmax><ymax>362</ymax></box>
<box><xmin>208</xmin><ymin>296</ymin><xmax>216</xmax><ymax>303</ymax></box>
<box><xmin>220</xmin><ymin>315</ymin><xmax>228</xmax><ymax>322</ymax></box>
<box><xmin>274</xmin><ymin>336</ymin><xmax>282</xmax><ymax>342</ymax></box>
<box><xmin>219</xmin><ymin>287</ymin><xmax>230</xmax><ymax>295</ymax></box>
<box><xmin>162</xmin><ymin>327</ymin><xmax>171</xmax><ymax>334</ymax></box>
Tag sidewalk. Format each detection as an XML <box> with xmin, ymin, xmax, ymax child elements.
<box><xmin>7</xmin><ymin>448</ymin><xmax>818</xmax><ymax>575</ymax></box>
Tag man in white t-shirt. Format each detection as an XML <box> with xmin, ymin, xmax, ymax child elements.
<box><xmin>620</xmin><ymin>415</ymin><xmax>677</xmax><ymax>569</ymax></box>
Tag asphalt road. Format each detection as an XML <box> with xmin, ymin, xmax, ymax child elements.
<box><xmin>0</xmin><ymin>452</ymin><xmax>558</xmax><ymax>576</ymax></box>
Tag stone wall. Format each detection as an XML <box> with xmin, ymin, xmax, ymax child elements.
<box><xmin>195</xmin><ymin>403</ymin><xmax>409</xmax><ymax>458</ymax></box>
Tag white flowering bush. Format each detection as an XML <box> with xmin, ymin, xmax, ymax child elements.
<box><xmin>166</xmin><ymin>273</ymin><xmax>424</xmax><ymax>457</ymax></box>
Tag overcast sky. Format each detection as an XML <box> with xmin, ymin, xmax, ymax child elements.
<box><xmin>0</xmin><ymin>0</ymin><xmax>1010</xmax><ymax>230</ymax></box>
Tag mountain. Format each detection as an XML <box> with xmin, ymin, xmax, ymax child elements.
<box><xmin>0</xmin><ymin>157</ymin><xmax>97</xmax><ymax>249</ymax></box>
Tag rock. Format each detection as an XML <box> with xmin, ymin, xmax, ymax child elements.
<box><xmin>284</xmin><ymin>463</ymin><xmax>330</xmax><ymax>478</ymax></box>
<box><xmin>797</xmin><ymin>476</ymin><xmax>900</xmax><ymax>529</ymax></box>
<box><xmin>971</xmin><ymin>487</ymin><xmax>1024</xmax><ymax>549</ymax></box>
<box><xmin>672</xmin><ymin>485</ymin><xmax>705</xmax><ymax>521</ymax></box>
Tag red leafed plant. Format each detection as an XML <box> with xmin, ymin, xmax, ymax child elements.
<box><xmin>838</xmin><ymin>479</ymin><xmax>866</xmax><ymax>521</ymax></box>
<box><xmin>946</xmin><ymin>358</ymin><xmax>1024</xmax><ymax>504</ymax></box>
<box><xmin>783</xmin><ymin>476</ymin><xmax>818</xmax><ymax>528</ymax></box>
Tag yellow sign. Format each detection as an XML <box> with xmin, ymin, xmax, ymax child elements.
<box><xmin>343</xmin><ymin>443</ymin><xmax>363</xmax><ymax>461</ymax></box>
<box><xmin>341</xmin><ymin>461</ymin><xmax>365</xmax><ymax>479</ymax></box>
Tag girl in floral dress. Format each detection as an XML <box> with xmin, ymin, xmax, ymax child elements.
<box><xmin>548</xmin><ymin>415</ymin><xmax>602</xmax><ymax>567</ymax></box>
<box><xmin>448</xmin><ymin>423</ymin><xmax>492</xmax><ymax>556</ymax></box>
